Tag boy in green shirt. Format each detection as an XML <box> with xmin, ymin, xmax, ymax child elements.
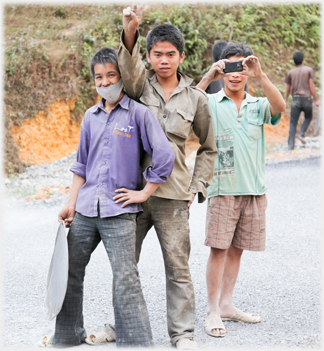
<box><xmin>197</xmin><ymin>42</ymin><xmax>285</xmax><ymax>338</ymax></box>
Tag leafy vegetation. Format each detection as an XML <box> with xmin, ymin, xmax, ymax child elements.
<box><xmin>4</xmin><ymin>3</ymin><xmax>321</xmax><ymax>174</ymax></box>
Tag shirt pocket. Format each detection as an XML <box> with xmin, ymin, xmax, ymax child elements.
<box><xmin>247</xmin><ymin>118</ymin><xmax>263</xmax><ymax>140</ymax></box>
<box><xmin>167</xmin><ymin>109</ymin><xmax>194</xmax><ymax>139</ymax></box>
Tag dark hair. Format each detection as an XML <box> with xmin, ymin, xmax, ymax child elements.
<box><xmin>220</xmin><ymin>42</ymin><xmax>253</xmax><ymax>60</ymax></box>
<box><xmin>146</xmin><ymin>24</ymin><xmax>185</xmax><ymax>55</ymax></box>
<box><xmin>212</xmin><ymin>40</ymin><xmax>228</xmax><ymax>62</ymax></box>
<box><xmin>293</xmin><ymin>51</ymin><xmax>304</xmax><ymax>65</ymax></box>
<box><xmin>89</xmin><ymin>47</ymin><xmax>119</xmax><ymax>79</ymax></box>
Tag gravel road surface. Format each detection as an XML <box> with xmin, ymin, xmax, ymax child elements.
<box><xmin>3</xmin><ymin>157</ymin><xmax>321</xmax><ymax>350</ymax></box>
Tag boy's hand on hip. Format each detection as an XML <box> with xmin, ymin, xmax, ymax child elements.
<box><xmin>123</xmin><ymin>4</ymin><xmax>144</xmax><ymax>33</ymax></box>
<box><xmin>114</xmin><ymin>188</ymin><xmax>149</xmax><ymax>208</ymax></box>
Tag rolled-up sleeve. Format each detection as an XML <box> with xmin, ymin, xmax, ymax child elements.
<box><xmin>138</xmin><ymin>109</ymin><xmax>175</xmax><ymax>183</ymax></box>
<box><xmin>118</xmin><ymin>30</ymin><xmax>146</xmax><ymax>100</ymax></box>
<box><xmin>189</xmin><ymin>91</ymin><xmax>218</xmax><ymax>203</ymax></box>
<box><xmin>262</xmin><ymin>98</ymin><xmax>281</xmax><ymax>126</ymax></box>
<box><xmin>69</xmin><ymin>123</ymin><xmax>89</xmax><ymax>180</ymax></box>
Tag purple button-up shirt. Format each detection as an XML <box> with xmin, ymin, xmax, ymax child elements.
<box><xmin>70</xmin><ymin>94</ymin><xmax>175</xmax><ymax>218</ymax></box>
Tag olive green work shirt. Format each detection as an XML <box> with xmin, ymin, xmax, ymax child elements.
<box><xmin>118</xmin><ymin>32</ymin><xmax>217</xmax><ymax>203</ymax></box>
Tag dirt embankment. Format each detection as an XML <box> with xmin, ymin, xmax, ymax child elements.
<box><xmin>10</xmin><ymin>96</ymin><xmax>100</xmax><ymax>167</ymax></box>
<box><xmin>11</xmin><ymin>98</ymin><xmax>291</xmax><ymax>167</ymax></box>
<box><xmin>11</xmin><ymin>98</ymin><xmax>80</xmax><ymax>166</ymax></box>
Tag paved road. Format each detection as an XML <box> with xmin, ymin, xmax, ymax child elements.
<box><xmin>2</xmin><ymin>157</ymin><xmax>321</xmax><ymax>349</ymax></box>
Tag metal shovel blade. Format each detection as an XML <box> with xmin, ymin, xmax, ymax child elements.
<box><xmin>45</xmin><ymin>222</ymin><xmax>69</xmax><ymax>320</ymax></box>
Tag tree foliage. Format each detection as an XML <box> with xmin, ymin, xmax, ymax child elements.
<box><xmin>3</xmin><ymin>3</ymin><xmax>321</xmax><ymax>174</ymax></box>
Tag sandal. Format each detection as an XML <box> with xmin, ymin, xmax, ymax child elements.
<box><xmin>85</xmin><ymin>324</ymin><xmax>116</xmax><ymax>345</ymax></box>
<box><xmin>204</xmin><ymin>317</ymin><xmax>226</xmax><ymax>337</ymax></box>
<box><xmin>38</xmin><ymin>335</ymin><xmax>53</xmax><ymax>347</ymax></box>
<box><xmin>222</xmin><ymin>307</ymin><xmax>261</xmax><ymax>323</ymax></box>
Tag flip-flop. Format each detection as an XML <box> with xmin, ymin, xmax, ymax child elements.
<box><xmin>85</xmin><ymin>324</ymin><xmax>116</xmax><ymax>345</ymax></box>
<box><xmin>204</xmin><ymin>316</ymin><xmax>226</xmax><ymax>337</ymax></box>
<box><xmin>222</xmin><ymin>307</ymin><xmax>261</xmax><ymax>323</ymax></box>
<box><xmin>38</xmin><ymin>335</ymin><xmax>53</xmax><ymax>347</ymax></box>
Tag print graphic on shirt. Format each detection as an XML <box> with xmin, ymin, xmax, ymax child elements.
<box><xmin>113</xmin><ymin>123</ymin><xmax>134</xmax><ymax>138</ymax></box>
<box><xmin>248</xmin><ymin>108</ymin><xmax>260</xmax><ymax>114</ymax></box>
<box><xmin>214</xmin><ymin>128</ymin><xmax>235</xmax><ymax>177</ymax></box>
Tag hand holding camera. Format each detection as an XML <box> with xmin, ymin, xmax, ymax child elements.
<box><xmin>205</xmin><ymin>58</ymin><xmax>247</xmax><ymax>82</ymax></box>
<box><xmin>240</xmin><ymin>55</ymin><xmax>263</xmax><ymax>79</ymax></box>
<box><xmin>221</xmin><ymin>55</ymin><xmax>263</xmax><ymax>79</ymax></box>
<box><xmin>204</xmin><ymin>59</ymin><xmax>229</xmax><ymax>82</ymax></box>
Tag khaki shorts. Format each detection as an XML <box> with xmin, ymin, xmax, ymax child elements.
<box><xmin>205</xmin><ymin>195</ymin><xmax>267</xmax><ymax>251</ymax></box>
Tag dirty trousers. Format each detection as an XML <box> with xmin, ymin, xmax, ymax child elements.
<box><xmin>288</xmin><ymin>96</ymin><xmax>313</xmax><ymax>149</ymax></box>
<box><xmin>52</xmin><ymin>211</ymin><xmax>153</xmax><ymax>348</ymax></box>
<box><xmin>136</xmin><ymin>197</ymin><xmax>196</xmax><ymax>345</ymax></box>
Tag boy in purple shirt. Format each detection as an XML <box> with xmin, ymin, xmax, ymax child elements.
<box><xmin>38</xmin><ymin>47</ymin><xmax>174</xmax><ymax>348</ymax></box>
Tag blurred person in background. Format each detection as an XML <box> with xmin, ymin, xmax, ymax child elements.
<box><xmin>285</xmin><ymin>51</ymin><xmax>320</xmax><ymax>150</ymax></box>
